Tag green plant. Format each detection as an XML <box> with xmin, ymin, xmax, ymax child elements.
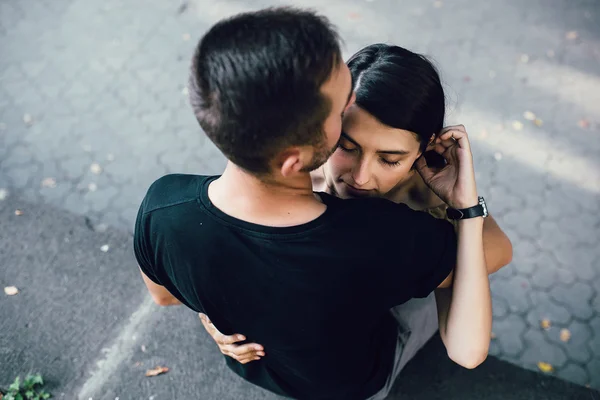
<box><xmin>2</xmin><ymin>374</ymin><xmax>50</xmax><ymax>400</ymax></box>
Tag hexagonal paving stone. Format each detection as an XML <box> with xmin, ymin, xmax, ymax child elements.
<box><xmin>550</xmin><ymin>282</ymin><xmax>594</xmax><ymax>320</ymax></box>
<box><xmin>526</xmin><ymin>291</ymin><xmax>572</xmax><ymax>327</ymax></box>
<box><xmin>492</xmin><ymin>295</ymin><xmax>509</xmax><ymax>319</ymax></box>
<box><xmin>546</xmin><ymin>320</ymin><xmax>593</xmax><ymax>364</ymax></box>
<box><xmin>491</xmin><ymin>275</ymin><xmax>532</xmax><ymax>313</ymax></box>
<box><xmin>492</xmin><ymin>314</ymin><xmax>527</xmax><ymax>357</ymax></box>
<box><xmin>586</xmin><ymin>358</ymin><xmax>600</xmax><ymax>388</ymax></box>
<box><xmin>590</xmin><ymin>317</ymin><xmax>600</xmax><ymax>359</ymax></box>
<box><xmin>521</xmin><ymin>327</ymin><xmax>568</xmax><ymax>369</ymax></box>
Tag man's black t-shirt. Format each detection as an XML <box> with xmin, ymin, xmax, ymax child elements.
<box><xmin>134</xmin><ymin>174</ymin><xmax>456</xmax><ymax>400</ymax></box>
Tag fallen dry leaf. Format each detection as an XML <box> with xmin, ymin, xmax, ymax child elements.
<box><xmin>566</xmin><ymin>31</ymin><xmax>578</xmax><ymax>40</ymax></box>
<box><xmin>145</xmin><ymin>366</ymin><xmax>169</xmax><ymax>377</ymax></box>
<box><xmin>90</xmin><ymin>163</ymin><xmax>103</xmax><ymax>175</ymax></box>
<box><xmin>523</xmin><ymin>111</ymin><xmax>536</xmax><ymax>121</ymax></box>
<box><xmin>0</xmin><ymin>189</ymin><xmax>8</xmax><ymax>201</ymax></box>
<box><xmin>141</xmin><ymin>344</ymin><xmax>147</xmax><ymax>352</ymax></box>
<box><xmin>534</xmin><ymin>118</ymin><xmax>543</xmax><ymax>127</ymax></box>
<box><xmin>100</xmin><ymin>244</ymin><xmax>110</xmax><ymax>253</ymax></box>
<box><xmin>541</xmin><ymin>319</ymin><xmax>551</xmax><ymax>330</ymax></box>
<box><xmin>537</xmin><ymin>362</ymin><xmax>554</xmax><ymax>373</ymax></box>
<box><xmin>15</xmin><ymin>209</ymin><xmax>23</xmax><ymax>216</ymax></box>
<box><xmin>41</xmin><ymin>177</ymin><xmax>57</xmax><ymax>188</ymax></box>
<box><xmin>560</xmin><ymin>329</ymin><xmax>571</xmax><ymax>342</ymax></box>
<box><xmin>4</xmin><ymin>286</ymin><xmax>19</xmax><ymax>296</ymax></box>
<box><xmin>578</xmin><ymin>119</ymin><xmax>590</xmax><ymax>129</ymax></box>
<box><xmin>512</xmin><ymin>121</ymin><xmax>524</xmax><ymax>131</ymax></box>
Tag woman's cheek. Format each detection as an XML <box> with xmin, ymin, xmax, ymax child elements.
<box><xmin>380</xmin><ymin>164</ymin><xmax>412</xmax><ymax>192</ymax></box>
<box><xmin>328</xmin><ymin>150</ymin><xmax>353</xmax><ymax>173</ymax></box>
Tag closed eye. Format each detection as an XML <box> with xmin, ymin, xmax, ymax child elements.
<box><xmin>380</xmin><ymin>158</ymin><xmax>401</xmax><ymax>167</ymax></box>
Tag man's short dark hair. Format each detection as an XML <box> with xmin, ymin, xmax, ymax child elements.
<box><xmin>189</xmin><ymin>7</ymin><xmax>342</xmax><ymax>174</ymax></box>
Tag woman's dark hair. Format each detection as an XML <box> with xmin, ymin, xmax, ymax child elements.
<box><xmin>347</xmin><ymin>44</ymin><xmax>445</xmax><ymax>152</ymax></box>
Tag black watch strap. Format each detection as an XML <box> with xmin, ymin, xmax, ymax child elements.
<box><xmin>447</xmin><ymin>196</ymin><xmax>488</xmax><ymax>220</ymax></box>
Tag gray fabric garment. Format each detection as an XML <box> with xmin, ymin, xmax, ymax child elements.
<box><xmin>366</xmin><ymin>293</ymin><xmax>439</xmax><ymax>400</ymax></box>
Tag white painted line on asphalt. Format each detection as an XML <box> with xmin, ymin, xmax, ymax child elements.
<box><xmin>77</xmin><ymin>295</ymin><xmax>157</xmax><ymax>400</ymax></box>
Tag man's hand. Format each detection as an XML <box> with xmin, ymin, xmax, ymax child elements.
<box><xmin>199</xmin><ymin>313</ymin><xmax>265</xmax><ymax>364</ymax></box>
<box><xmin>416</xmin><ymin>125</ymin><xmax>478</xmax><ymax>209</ymax></box>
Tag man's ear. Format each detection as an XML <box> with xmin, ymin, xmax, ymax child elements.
<box><xmin>279</xmin><ymin>148</ymin><xmax>304</xmax><ymax>177</ymax></box>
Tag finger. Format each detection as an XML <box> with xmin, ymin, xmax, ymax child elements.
<box><xmin>438</xmin><ymin>129</ymin><xmax>471</xmax><ymax>152</ymax></box>
<box><xmin>415</xmin><ymin>156</ymin><xmax>435</xmax><ymax>181</ymax></box>
<box><xmin>239</xmin><ymin>356</ymin><xmax>262</xmax><ymax>364</ymax></box>
<box><xmin>229</xmin><ymin>343</ymin><xmax>264</xmax><ymax>356</ymax></box>
<box><xmin>199</xmin><ymin>314</ymin><xmax>217</xmax><ymax>336</ymax></box>
<box><xmin>215</xmin><ymin>332</ymin><xmax>247</xmax><ymax>345</ymax></box>
<box><xmin>198</xmin><ymin>313</ymin><xmax>210</xmax><ymax>324</ymax></box>
<box><xmin>440</xmin><ymin>125</ymin><xmax>466</xmax><ymax>135</ymax></box>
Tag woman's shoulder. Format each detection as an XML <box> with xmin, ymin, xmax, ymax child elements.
<box><xmin>311</xmin><ymin>167</ymin><xmax>328</xmax><ymax>193</ymax></box>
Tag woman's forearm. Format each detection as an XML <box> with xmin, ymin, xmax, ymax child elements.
<box><xmin>482</xmin><ymin>215</ymin><xmax>513</xmax><ymax>273</ymax></box>
<box><xmin>439</xmin><ymin>217</ymin><xmax>492</xmax><ymax>368</ymax></box>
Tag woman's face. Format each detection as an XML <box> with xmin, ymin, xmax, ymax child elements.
<box><xmin>325</xmin><ymin>104</ymin><xmax>425</xmax><ymax>199</ymax></box>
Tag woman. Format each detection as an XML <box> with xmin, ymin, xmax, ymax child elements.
<box><xmin>200</xmin><ymin>44</ymin><xmax>512</xmax><ymax>383</ymax></box>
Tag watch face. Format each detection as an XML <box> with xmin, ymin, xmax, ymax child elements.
<box><xmin>479</xmin><ymin>196</ymin><xmax>489</xmax><ymax>217</ymax></box>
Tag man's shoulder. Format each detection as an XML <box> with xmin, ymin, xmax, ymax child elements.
<box><xmin>140</xmin><ymin>174</ymin><xmax>214</xmax><ymax>215</ymax></box>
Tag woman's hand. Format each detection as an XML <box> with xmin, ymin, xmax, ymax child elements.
<box><xmin>416</xmin><ymin>125</ymin><xmax>478</xmax><ymax>209</ymax></box>
<box><xmin>198</xmin><ymin>313</ymin><xmax>265</xmax><ymax>364</ymax></box>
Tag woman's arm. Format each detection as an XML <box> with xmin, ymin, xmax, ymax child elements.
<box><xmin>482</xmin><ymin>215</ymin><xmax>512</xmax><ymax>273</ymax></box>
<box><xmin>416</xmin><ymin>125</ymin><xmax>492</xmax><ymax>369</ymax></box>
<box><xmin>435</xmin><ymin>218</ymin><xmax>491</xmax><ymax>369</ymax></box>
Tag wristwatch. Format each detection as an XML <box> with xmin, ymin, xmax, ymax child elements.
<box><xmin>447</xmin><ymin>196</ymin><xmax>488</xmax><ymax>220</ymax></box>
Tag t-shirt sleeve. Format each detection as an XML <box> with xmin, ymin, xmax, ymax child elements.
<box><xmin>413</xmin><ymin>214</ymin><xmax>457</xmax><ymax>297</ymax></box>
<box><xmin>410</xmin><ymin>212</ymin><xmax>457</xmax><ymax>298</ymax></box>
<box><xmin>379</xmin><ymin>203</ymin><xmax>457</xmax><ymax>306</ymax></box>
<box><xmin>133</xmin><ymin>199</ymin><xmax>161</xmax><ymax>285</ymax></box>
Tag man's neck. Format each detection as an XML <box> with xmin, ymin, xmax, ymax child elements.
<box><xmin>208</xmin><ymin>162</ymin><xmax>327</xmax><ymax>227</ymax></box>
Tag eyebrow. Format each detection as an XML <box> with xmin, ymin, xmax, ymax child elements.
<box><xmin>341</xmin><ymin>132</ymin><xmax>410</xmax><ymax>155</ymax></box>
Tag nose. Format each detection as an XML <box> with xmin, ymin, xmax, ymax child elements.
<box><xmin>352</xmin><ymin>159</ymin><xmax>371</xmax><ymax>187</ymax></box>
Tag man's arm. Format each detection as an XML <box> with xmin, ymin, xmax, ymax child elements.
<box><xmin>139</xmin><ymin>268</ymin><xmax>181</xmax><ymax>306</ymax></box>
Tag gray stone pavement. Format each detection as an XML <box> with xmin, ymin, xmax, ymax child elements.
<box><xmin>1</xmin><ymin>0</ymin><xmax>599</xmax><ymax>395</ymax></box>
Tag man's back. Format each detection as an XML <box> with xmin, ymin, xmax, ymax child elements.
<box><xmin>134</xmin><ymin>174</ymin><xmax>456</xmax><ymax>400</ymax></box>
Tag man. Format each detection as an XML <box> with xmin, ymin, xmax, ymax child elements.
<box><xmin>134</xmin><ymin>7</ymin><xmax>493</xmax><ymax>400</ymax></box>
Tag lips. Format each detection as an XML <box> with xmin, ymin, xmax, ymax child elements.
<box><xmin>343</xmin><ymin>182</ymin><xmax>372</xmax><ymax>197</ymax></box>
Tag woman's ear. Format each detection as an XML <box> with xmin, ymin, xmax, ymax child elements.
<box><xmin>426</xmin><ymin>133</ymin><xmax>436</xmax><ymax>151</ymax></box>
